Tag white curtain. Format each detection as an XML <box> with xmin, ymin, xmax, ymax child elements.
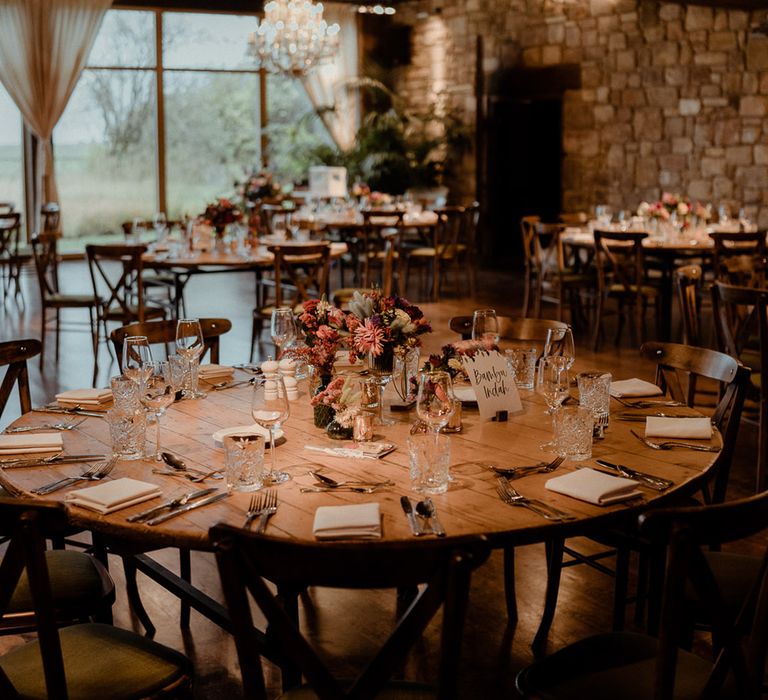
<box><xmin>0</xmin><ymin>0</ymin><xmax>111</xmax><ymax>228</ymax></box>
<box><xmin>301</xmin><ymin>2</ymin><xmax>359</xmax><ymax>152</ymax></box>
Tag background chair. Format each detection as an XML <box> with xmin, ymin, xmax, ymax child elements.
<box><xmin>0</xmin><ymin>212</ymin><xmax>25</xmax><ymax>304</ymax></box>
<box><xmin>110</xmin><ymin>317</ymin><xmax>232</xmax><ymax>368</ymax></box>
<box><xmin>592</xmin><ymin>229</ymin><xmax>660</xmax><ymax>350</ymax></box>
<box><xmin>31</xmin><ymin>232</ymin><xmax>101</xmax><ymax>381</ymax></box>
<box><xmin>358</xmin><ymin>209</ymin><xmax>404</xmax><ymax>289</ymax></box>
<box><xmin>251</xmin><ymin>242</ymin><xmax>330</xmax><ymax>359</ymax></box>
<box><xmin>211</xmin><ymin>527</ymin><xmax>489</xmax><ymax>699</ymax></box>
<box><xmin>0</xmin><ymin>338</ymin><xmax>40</xmax><ymax>420</ymax></box>
<box><xmin>519</xmin><ymin>215</ymin><xmax>541</xmax><ymax>317</ymax></box>
<box><xmin>711</xmin><ymin>281</ymin><xmax>768</xmax><ymax>493</ymax></box>
<box><xmin>0</xmin><ymin>499</ymin><xmax>192</xmax><ymax>699</ymax></box>
<box><xmin>516</xmin><ymin>490</ymin><xmax>768</xmax><ymax>700</ymax></box>
<box><xmin>331</xmin><ymin>229</ymin><xmax>399</xmax><ymax>307</ymax></box>
<box><xmin>449</xmin><ymin>314</ymin><xmax>568</xmax><ymax>342</ymax></box>
<box><xmin>40</xmin><ymin>202</ymin><xmax>61</xmax><ymax>235</ymax></box>
<box><xmin>709</xmin><ymin>230</ymin><xmax>767</xmax><ymax>288</ymax></box>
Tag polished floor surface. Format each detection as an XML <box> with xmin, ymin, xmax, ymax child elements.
<box><xmin>0</xmin><ymin>259</ymin><xmax>762</xmax><ymax>698</ymax></box>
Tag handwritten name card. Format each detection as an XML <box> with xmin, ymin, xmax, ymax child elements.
<box><xmin>461</xmin><ymin>350</ymin><xmax>522</xmax><ymax>421</ymax></box>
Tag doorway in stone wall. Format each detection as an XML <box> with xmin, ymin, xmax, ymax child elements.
<box><xmin>481</xmin><ymin>64</ymin><xmax>580</xmax><ymax>268</ymax></box>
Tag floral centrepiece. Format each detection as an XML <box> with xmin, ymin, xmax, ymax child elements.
<box><xmin>310</xmin><ymin>376</ymin><xmax>363</xmax><ymax>431</ymax></box>
<box><xmin>637</xmin><ymin>193</ymin><xmax>711</xmax><ymax>229</ymax></box>
<box><xmin>201</xmin><ymin>197</ymin><xmax>244</xmax><ymax>234</ymax></box>
<box><xmin>288</xmin><ymin>298</ymin><xmax>351</xmax><ymax>378</ymax></box>
<box><xmin>420</xmin><ymin>339</ymin><xmax>499</xmax><ymax>382</ymax></box>
<box><xmin>236</xmin><ymin>169</ymin><xmax>283</xmax><ymax>205</ymax></box>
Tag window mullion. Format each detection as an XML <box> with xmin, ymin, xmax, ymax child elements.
<box><xmin>155</xmin><ymin>9</ymin><xmax>166</xmax><ymax>214</ymax></box>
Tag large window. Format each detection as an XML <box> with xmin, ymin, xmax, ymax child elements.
<box><xmin>0</xmin><ymin>84</ymin><xmax>23</xmax><ymax>218</ymax></box>
<box><xmin>49</xmin><ymin>8</ymin><xmax>333</xmax><ymax>240</ymax></box>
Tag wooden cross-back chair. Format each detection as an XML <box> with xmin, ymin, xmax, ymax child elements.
<box><xmin>0</xmin><ymin>499</ymin><xmax>193</xmax><ymax>699</ymax></box>
<box><xmin>711</xmin><ymin>280</ymin><xmax>768</xmax><ymax>493</ymax></box>
<box><xmin>110</xmin><ymin>317</ymin><xmax>232</xmax><ymax>368</ymax></box>
<box><xmin>251</xmin><ymin>243</ymin><xmax>330</xmax><ymax>359</ymax></box>
<box><xmin>211</xmin><ymin>527</ymin><xmax>490</xmax><ymax>700</ymax></box>
<box><xmin>709</xmin><ymin>230</ymin><xmax>767</xmax><ymax>288</ymax></box>
<box><xmin>31</xmin><ymin>233</ymin><xmax>101</xmax><ymax>381</ymax></box>
<box><xmin>0</xmin><ymin>339</ymin><xmax>40</xmax><ymax>420</ymax></box>
<box><xmin>517</xmin><ymin>490</ymin><xmax>768</xmax><ymax>700</ymax></box>
<box><xmin>449</xmin><ymin>314</ymin><xmax>568</xmax><ymax>342</ymax></box>
<box><xmin>519</xmin><ymin>215</ymin><xmax>541</xmax><ymax>317</ymax></box>
<box><xmin>359</xmin><ymin>209</ymin><xmax>405</xmax><ymax>289</ymax></box>
<box><xmin>85</xmin><ymin>244</ymin><xmax>166</xmax><ymax>346</ymax></box>
<box><xmin>331</xmin><ymin>229</ymin><xmax>399</xmax><ymax>308</ymax></box>
<box><xmin>0</xmin><ymin>212</ymin><xmax>23</xmax><ymax>303</ymax></box>
<box><xmin>592</xmin><ymin>229</ymin><xmax>660</xmax><ymax>350</ymax></box>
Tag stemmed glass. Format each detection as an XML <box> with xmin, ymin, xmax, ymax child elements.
<box><xmin>416</xmin><ymin>371</ymin><xmax>455</xmax><ymax>444</ymax></box>
<box><xmin>153</xmin><ymin>211</ymin><xmax>167</xmax><ymax>240</ymax></box>
<box><xmin>122</xmin><ymin>336</ymin><xmax>153</xmax><ymax>387</ymax></box>
<box><xmin>140</xmin><ymin>362</ymin><xmax>175</xmax><ymax>461</ymax></box>
<box><xmin>251</xmin><ymin>375</ymin><xmax>291</xmax><ymax>484</ymax></box>
<box><xmin>270</xmin><ymin>307</ymin><xmax>296</xmax><ymax>359</ymax></box>
<box><xmin>471</xmin><ymin>308</ymin><xmax>500</xmax><ymax>344</ymax></box>
<box><xmin>543</xmin><ymin>327</ymin><xmax>575</xmax><ymax>371</ymax></box>
<box><xmin>176</xmin><ymin>318</ymin><xmax>205</xmax><ymax>398</ymax></box>
<box><xmin>537</xmin><ymin>356</ymin><xmax>570</xmax><ymax>415</ymax></box>
<box><xmin>367</xmin><ymin>351</ymin><xmax>395</xmax><ymax>426</ymax></box>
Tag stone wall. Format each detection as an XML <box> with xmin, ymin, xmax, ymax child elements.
<box><xmin>394</xmin><ymin>0</ymin><xmax>768</xmax><ymax>227</ymax></box>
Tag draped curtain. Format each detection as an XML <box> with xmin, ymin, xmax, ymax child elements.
<box><xmin>0</xmin><ymin>0</ymin><xmax>111</xmax><ymax>233</ymax></box>
<box><xmin>301</xmin><ymin>2</ymin><xmax>359</xmax><ymax>153</ymax></box>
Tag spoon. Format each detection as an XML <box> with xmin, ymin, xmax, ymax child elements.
<box><xmin>309</xmin><ymin>471</ymin><xmax>393</xmax><ymax>488</ymax></box>
<box><xmin>161</xmin><ymin>452</ymin><xmax>223</xmax><ymax>480</ymax></box>
<box><xmin>415</xmin><ymin>499</ymin><xmax>446</xmax><ymax>537</ymax></box>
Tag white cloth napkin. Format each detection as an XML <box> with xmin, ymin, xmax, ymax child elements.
<box><xmin>0</xmin><ymin>432</ymin><xmax>63</xmax><ymax>455</ymax></box>
<box><xmin>545</xmin><ymin>468</ymin><xmax>641</xmax><ymax>505</ymax></box>
<box><xmin>55</xmin><ymin>388</ymin><xmax>113</xmax><ymax>406</ymax></box>
<box><xmin>645</xmin><ymin>416</ymin><xmax>712</xmax><ymax>439</ymax></box>
<box><xmin>198</xmin><ymin>364</ymin><xmax>234</xmax><ymax>380</ymax></box>
<box><xmin>304</xmin><ymin>443</ymin><xmax>395</xmax><ymax>460</ymax></box>
<box><xmin>313</xmin><ymin>503</ymin><xmax>382</xmax><ymax>540</ymax></box>
<box><xmin>65</xmin><ymin>478</ymin><xmax>162</xmax><ymax>514</ymax></box>
<box><xmin>609</xmin><ymin>378</ymin><xmax>663</xmax><ymax>398</ymax></box>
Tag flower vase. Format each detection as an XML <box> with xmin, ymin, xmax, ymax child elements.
<box><xmin>367</xmin><ymin>347</ymin><xmax>395</xmax><ymax>426</ymax></box>
<box><xmin>326</xmin><ymin>419</ymin><xmax>353</xmax><ymax>440</ymax></box>
<box><xmin>313</xmin><ymin>374</ymin><xmax>335</xmax><ymax>429</ymax></box>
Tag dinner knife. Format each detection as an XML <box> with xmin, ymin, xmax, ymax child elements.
<box><xmin>0</xmin><ymin>454</ymin><xmax>106</xmax><ymax>468</ymax></box>
<box><xmin>146</xmin><ymin>491</ymin><xmax>229</xmax><ymax>526</ymax></box>
<box><xmin>400</xmin><ymin>496</ymin><xmax>424</xmax><ymax>536</ymax></box>
<box><xmin>595</xmin><ymin>459</ymin><xmax>674</xmax><ymax>491</ymax></box>
<box><xmin>615</xmin><ymin>412</ymin><xmax>707</xmax><ymax>422</ymax></box>
<box><xmin>33</xmin><ymin>407</ymin><xmax>106</xmax><ymax>418</ymax></box>
<box><xmin>126</xmin><ymin>488</ymin><xmax>218</xmax><ymax>522</ymax></box>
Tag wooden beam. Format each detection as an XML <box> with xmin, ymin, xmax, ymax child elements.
<box><xmin>113</xmin><ymin>0</ymin><xmax>262</xmax><ymax>13</ymax></box>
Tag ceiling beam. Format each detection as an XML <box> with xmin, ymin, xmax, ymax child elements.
<box><xmin>113</xmin><ymin>1</ymin><xmax>262</xmax><ymax>13</ymax></box>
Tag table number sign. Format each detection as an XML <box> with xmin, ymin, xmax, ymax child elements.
<box><xmin>462</xmin><ymin>350</ymin><xmax>523</xmax><ymax>421</ymax></box>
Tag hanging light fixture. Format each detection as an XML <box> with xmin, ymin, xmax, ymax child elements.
<box><xmin>247</xmin><ymin>0</ymin><xmax>341</xmax><ymax>76</ymax></box>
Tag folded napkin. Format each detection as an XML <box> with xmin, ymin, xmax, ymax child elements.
<box><xmin>305</xmin><ymin>443</ymin><xmax>395</xmax><ymax>460</ymax></box>
<box><xmin>645</xmin><ymin>416</ymin><xmax>712</xmax><ymax>439</ymax></box>
<box><xmin>0</xmin><ymin>432</ymin><xmax>63</xmax><ymax>455</ymax></box>
<box><xmin>198</xmin><ymin>364</ymin><xmax>235</xmax><ymax>380</ymax></box>
<box><xmin>609</xmin><ymin>378</ymin><xmax>663</xmax><ymax>398</ymax></box>
<box><xmin>55</xmin><ymin>388</ymin><xmax>113</xmax><ymax>406</ymax></box>
<box><xmin>313</xmin><ymin>503</ymin><xmax>382</xmax><ymax>540</ymax></box>
<box><xmin>65</xmin><ymin>478</ymin><xmax>162</xmax><ymax>514</ymax></box>
<box><xmin>546</xmin><ymin>468</ymin><xmax>641</xmax><ymax>505</ymax></box>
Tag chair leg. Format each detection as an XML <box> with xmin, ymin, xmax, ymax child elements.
<box><xmin>532</xmin><ymin>537</ymin><xmax>565</xmax><ymax>652</ymax></box>
<box><xmin>592</xmin><ymin>293</ymin><xmax>605</xmax><ymax>351</ymax></box>
<box><xmin>250</xmin><ymin>314</ymin><xmax>263</xmax><ymax>363</ymax></box>
<box><xmin>121</xmin><ymin>555</ymin><xmax>156</xmax><ymax>638</ymax></box>
<box><xmin>612</xmin><ymin>546</ymin><xmax>630</xmax><ymax>631</ymax></box>
<box><xmin>179</xmin><ymin>548</ymin><xmax>191</xmax><ymax>628</ymax></box>
<box><xmin>55</xmin><ymin>309</ymin><xmax>61</xmax><ymax>360</ymax></box>
<box><xmin>39</xmin><ymin>308</ymin><xmax>47</xmax><ymax>368</ymax></box>
<box><xmin>522</xmin><ymin>268</ymin><xmax>531</xmax><ymax>317</ymax></box>
<box><xmin>503</xmin><ymin>545</ymin><xmax>518</xmax><ymax>623</ymax></box>
<box><xmin>757</xmin><ymin>397</ymin><xmax>768</xmax><ymax>493</ymax></box>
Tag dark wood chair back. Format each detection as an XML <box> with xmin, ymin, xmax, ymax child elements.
<box><xmin>30</xmin><ymin>232</ymin><xmax>61</xmax><ymax>300</ymax></box>
<box><xmin>520</xmin><ymin>215</ymin><xmax>541</xmax><ymax>316</ymax></box>
<box><xmin>110</xmin><ymin>317</ymin><xmax>232</xmax><ymax>367</ymax></box>
<box><xmin>709</xmin><ymin>231</ymin><xmax>767</xmax><ymax>287</ymax></box>
<box><xmin>449</xmin><ymin>315</ymin><xmax>568</xmax><ymax>341</ymax></box>
<box><xmin>639</xmin><ymin>341</ymin><xmax>750</xmax><ymax>503</ymax></box>
<box><xmin>674</xmin><ymin>264</ymin><xmax>702</xmax><ymax>348</ymax></box>
<box><xmin>258</xmin><ymin>203</ymin><xmax>289</xmax><ymax>236</ymax></box>
<box><xmin>211</xmin><ymin>527</ymin><xmax>490</xmax><ymax>700</ymax></box>
<box><xmin>593</xmin><ymin>229</ymin><xmax>649</xmax><ymax>297</ymax></box>
<box><xmin>0</xmin><ymin>212</ymin><xmax>21</xmax><ymax>259</ymax></box>
<box><xmin>638</xmin><ymin>490</ymin><xmax>768</xmax><ymax>700</ymax></box>
<box><xmin>0</xmin><ymin>339</ymin><xmax>40</xmax><ymax>419</ymax></box>
<box><xmin>267</xmin><ymin>243</ymin><xmax>330</xmax><ymax>309</ymax></box>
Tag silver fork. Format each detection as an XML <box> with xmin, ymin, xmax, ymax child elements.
<box><xmin>630</xmin><ymin>429</ymin><xmax>721</xmax><ymax>453</ymax></box>
<box><xmin>33</xmin><ymin>456</ymin><xmax>118</xmax><ymax>495</ymax></box>
<box><xmin>496</xmin><ymin>479</ymin><xmax>575</xmax><ymax>521</ymax></box>
<box><xmin>243</xmin><ymin>493</ymin><xmax>262</xmax><ymax>529</ymax></box>
<box><xmin>255</xmin><ymin>489</ymin><xmax>278</xmax><ymax>533</ymax></box>
<box><xmin>488</xmin><ymin>455</ymin><xmax>565</xmax><ymax>479</ymax></box>
<box><xmin>5</xmin><ymin>419</ymin><xmax>85</xmax><ymax>433</ymax></box>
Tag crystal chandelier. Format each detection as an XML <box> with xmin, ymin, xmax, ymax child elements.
<box><xmin>247</xmin><ymin>0</ymin><xmax>341</xmax><ymax>76</ymax></box>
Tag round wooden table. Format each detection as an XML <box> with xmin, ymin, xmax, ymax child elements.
<box><xmin>1</xmin><ymin>375</ymin><xmax>721</xmax><ymax>552</ymax></box>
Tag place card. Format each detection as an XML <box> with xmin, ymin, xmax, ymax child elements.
<box><xmin>461</xmin><ymin>350</ymin><xmax>522</xmax><ymax>422</ymax></box>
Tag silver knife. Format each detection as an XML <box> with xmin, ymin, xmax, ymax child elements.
<box><xmin>126</xmin><ymin>488</ymin><xmax>218</xmax><ymax>522</ymax></box>
<box><xmin>616</xmin><ymin>412</ymin><xmax>707</xmax><ymax>422</ymax></box>
<box><xmin>33</xmin><ymin>407</ymin><xmax>106</xmax><ymax>418</ymax></box>
<box><xmin>595</xmin><ymin>459</ymin><xmax>674</xmax><ymax>491</ymax></box>
<box><xmin>146</xmin><ymin>491</ymin><xmax>229</xmax><ymax>525</ymax></box>
<box><xmin>0</xmin><ymin>455</ymin><xmax>106</xmax><ymax>468</ymax></box>
<box><xmin>424</xmin><ymin>498</ymin><xmax>446</xmax><ymax>537</ymax></box>
<box><xmin>400</xmin><ymin>496</ymin><xmax>424</xmax><ymax>536</ymax></box>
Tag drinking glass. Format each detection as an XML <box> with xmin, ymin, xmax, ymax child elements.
<box><xmin>471</xmin><ymin>308</ymin><xmax>500</xmax><ymax>345</ymax></box>
<box><xmin>415</xmin><ymin>370</ymin><xmax>455</xmax><ymax>438</ymax></box>
<box><xmin>367</xmin><ymin>350</ymin><xmax>395</xmax><ymax>426</ymax></box>
<box><xmin>224</xmin><ymin>435</ymin><xmax>266</xmax><ymax>492</ymax></box>
<box><xmin>122</xmin><ymin>336</ymin><xmax>153</xmax><ymax>387</ymax></box>
<box><xmin>537</xmin><ymin>356</ymin><xmax>570</xmax><ymax>414</ymax></box>
<box><xmin>176</xmin><ymin>318</ymin><xmax>205</xmax><ymax>398</ymax></box>
<box><xmin>505</xmin><ymin>346</ymin><xmax>538</xmax><ymax>389</ymax></box>
<box><xmin>552</xmin><ymin>406</ymin><xmax>593</xmax><ymax>461</ymax></box>
<box><xmin>153</xmin><ymin>211</ymin><xmax>167</xmax><ymax>239</ymax></box>
<box><xmin>393</xmin><ymin>346</ymin><xmax>420</xmax><ymax>402</ymax></box>
<box><xmin>408</xmin><ymin>433</ymin><xmax>451</xmax><ymax>494</ymax></box>
<box><xmin>578</xmin><ymin>370</ymin><xmax>612</xmax><ymax>438</ymax></box>
<box><xmin>140</xmin><ymin>362</ymin><xmax>175</xmax><ymax>461</ymax></box>
<box><xmin>270</xmin><ymin>307</ymin><xmax>296</xmax><ymax>359</ymax></box>
<box><xmin>107</xmin><ymin>407</ymin><xmax>146</xmax><ymax>460</ymax></box>
<box><xmin>543</xmin><ymin>327</ymin><xmax>575</xmax><ymax>370</ymax></box>
<box><xmin>251</xmin><ymin>375</ymin><xmax>291</xmax><ymax>484</ymax></box>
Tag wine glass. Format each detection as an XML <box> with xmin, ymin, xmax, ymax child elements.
<box><xmin>140</xmin><ymin>362</ymin><xmax>175</xmax><ymax>461</ymax></box>
<box><xmin>176</xmin><ymin>319</ymin><xmax>205</xmax><ymax>398</ymax></box>
<box><xmin>251</xmin><ymin>375</ymin><xmax>291</xmax><ymax>484</ymax></box>
<box><xmin>543</xmin><ymin>327</ymin><xmax>575</xmax><ymax>370</ymax></box>
<box><xmin>367</xmin><ymin>350</ymin><xmax>395</xmax><ymax>426</ymax></box>
<box><xmin>153</xmin><ymin>211</ymin><xmax>167</xmax><ymax>239</ymax></box>
<box><xmin>122</xmin><ymin>336</ymin><xmax>153</xmax><ymax>387</ymax></box>
<box><xmin>537</xmin><ymin>356</ymin><xmax>570</xmax><ymax>415</ymax></box>
<box><xmin>270</xmin><ymin>307</ymin><xmax>296</xmax><ymax>359</ymax></box>
<box><xmin>416</xmin><ymin>370</ymin><xmax>455</xmax><ymax>441</ymax></box>
<box><xmin>471</xmin><ymin>308</ymin><xmax>500</xmax><ymax>345</ymax></box>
